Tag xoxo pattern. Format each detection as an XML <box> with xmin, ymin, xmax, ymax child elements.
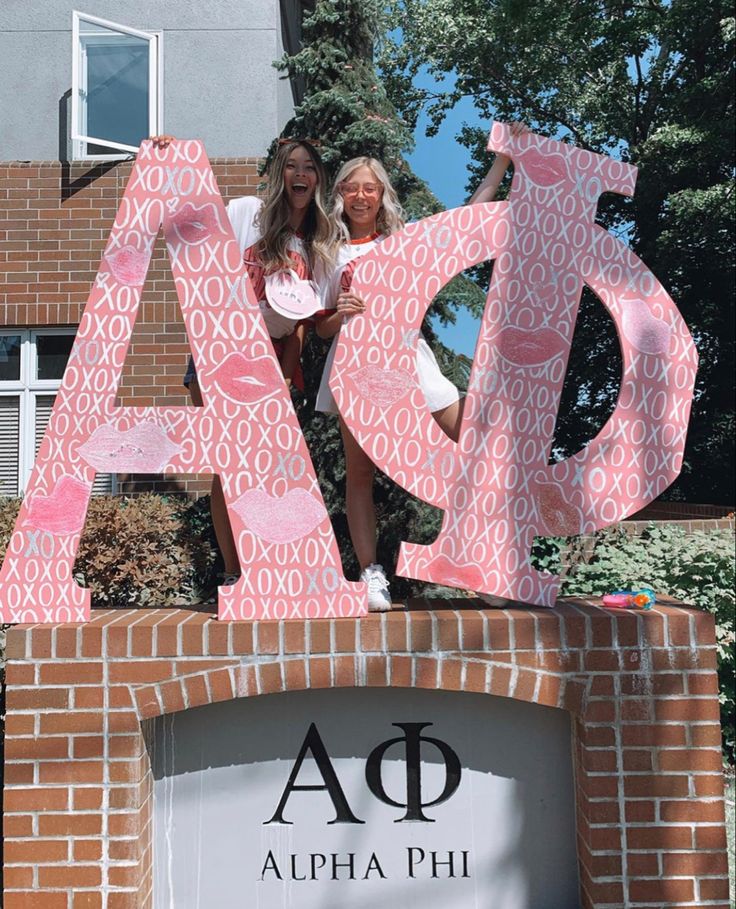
<box><xmin>331</xmin><ymin>122</ymin><xmax>697</xmax><ymax>607</ymax></box>
<box><xmin>0</xmin><ymin>140</ymin><xmax>367</xmax><ymax>623</ymax></box>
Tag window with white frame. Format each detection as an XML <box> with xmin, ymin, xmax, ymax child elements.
<box><xmin>72</xmin><ymin>10</ymin><xmax>162</xmax><ymax>159</ymax></box>
<box><xmin>0</xmin><ymin>330</ymin><xmax>114</xmax><ymax>497</ymax></box>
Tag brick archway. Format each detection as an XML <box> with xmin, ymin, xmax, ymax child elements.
<box><xmin>3</xmin><ymin>601</ymin><xmax>730</xmax><ymax>909</ymax></box>
<box><xmin>132</xmin><ymin>652</ymin><xmax>584</xmax><ymax>720</ymax></box>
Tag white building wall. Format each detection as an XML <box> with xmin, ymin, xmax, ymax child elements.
<box><xmin>0</xmin><ymin>0</ymin><xmax>295</xmax><ymax>160</ymax></box>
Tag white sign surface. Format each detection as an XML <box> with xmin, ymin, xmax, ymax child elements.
<box><xmin>151</xmin><ymin>687</ymin><xmax>579</xmax><ymax>908</ymax></box>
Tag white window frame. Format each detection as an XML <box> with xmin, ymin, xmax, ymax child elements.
<box><xmin>71</xmin><ymin>10</ymin><xmax>163</xmax><ymax>160</ymax></box>
<box><xmin>0</xmin><ymin>328</ymin><xmax>116</xmax><ymax>495</ymax></box>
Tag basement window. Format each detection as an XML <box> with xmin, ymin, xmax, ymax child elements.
<box><xmin>0</xmin><ymin>329</ymin><xmax>114</xmax><ymax>496</ymax></box>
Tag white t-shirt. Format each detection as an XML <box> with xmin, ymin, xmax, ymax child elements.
<box><xmin>226</xmin><ymin>195</ymin><xmax>264</xmax><ymax>254</ymax></box>
<box><xmin>227</xmin><ymin>196</ymin><xmax>316</xmax><ymax>339</ymax></box>
<box><xmin>315</xmin><ymin>233</ymin><xmax>460</xmax><ymax>414</ymax></box>
<box><xmin>321</xmin><ymin>232</ymin><xmax>384</xmax><ymax>312</ymax></box>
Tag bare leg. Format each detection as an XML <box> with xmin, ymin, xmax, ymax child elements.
<box><xmin>277</xmin><ymin>323</ymin><xmax>307</xmax><ymax>387</ymax></box>
<box><xmin>188</xmin><ymin>379</ymin><xmax>239</xmax><ymax>575</ymax></box>
<box><xmin>339</xmin><ymin>417</ymin><xmax>378</xmax><ymax>570</ymax></box>
<box><xmin>339</xmin><ymin>396</ymin><xmax>464</xmax><ymax>570</ymax></box>
<box><xmin>431</xmin><ymin>396</ymin><xmax>465</xmax><ymax>442</ymax></box>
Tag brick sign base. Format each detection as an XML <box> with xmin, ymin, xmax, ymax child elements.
<box><xmin>3</xmin><ymin>600</ymin><xmax>730</xmax><ymax>909</ymax></box>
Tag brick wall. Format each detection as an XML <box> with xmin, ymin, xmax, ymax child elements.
<box><xmin>630</xmin><ymin>502</ymin><xmax>734</xmax><ymax>521</ymax></box>
<box><xmin>0</xmin><ymin>157</ymin><xmax>261</xmax><ymax>496</ymax></box>
<box><xmin>2</xmin><ymin>599</ymin><xmax>730</xmax><ymax>908</ymax></box>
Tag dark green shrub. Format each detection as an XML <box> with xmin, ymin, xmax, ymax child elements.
<box><xmin>74</xmin><ymin>494</ymin><xmax>217</xmax><ymax>607</ymax></box>
<box><xmin>0</xmin><ymin>494</ymin><xmax>218</xmax><ymax>609</ymax></box>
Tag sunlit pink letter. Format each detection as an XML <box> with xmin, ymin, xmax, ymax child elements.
<box><xmin>0</xmin><ymin>141</ymin><xmax>366</xmax><ymax>623</ymax></box>
<box><xmin>331</xmin><ymin>123</ymin><xmax>697</xmax><ymax>607</ymax></box>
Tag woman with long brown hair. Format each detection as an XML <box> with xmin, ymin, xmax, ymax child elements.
<box><xmin>152</xmin><ymin>135</ymin><xmax>332</xmax><ymax>585</ymax></box>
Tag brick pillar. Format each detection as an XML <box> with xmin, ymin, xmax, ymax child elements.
<box><xmin>3</xmin><ymin>600</ymin><xmax>730</xmax><ymax>908</ymax></box>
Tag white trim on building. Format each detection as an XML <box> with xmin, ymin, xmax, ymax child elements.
<box><xmin>71</xmin><ymin>10</ymin><xmax>163</xmax><ymax>160</ymax></box>
<box><xmin>0</xmin><ymin>328</ymin><xmax>114</xmax><ymax>496</ymax></box>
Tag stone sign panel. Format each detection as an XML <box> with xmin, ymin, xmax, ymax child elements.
<box><xmin>150</xmin><ymin>687</ymin><xmax>579</xmax><ymax>909</ymax></box>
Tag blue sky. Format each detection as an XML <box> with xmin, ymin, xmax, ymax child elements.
<box><xmin>405</xmin><ymin>74</ymin><xmax>487</xmax><ymax>357</ymax></box>
<box><xmin>406</xmin><ymin>77</ymin><xmax>483</xmax><ymax>209</ymax></box>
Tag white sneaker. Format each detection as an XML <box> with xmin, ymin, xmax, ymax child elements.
<box><xmin>360</xmin><ymin>564</ymin><xmax>392</xmax><ymax>612</ymax></box>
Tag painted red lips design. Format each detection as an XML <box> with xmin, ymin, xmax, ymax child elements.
<box><xmin>23</xmin><ymin>475</ymin><xmax>89</xmax><ymax>534</ymax></box>
<box><xmin>428</xmin><ymin>555</ymin><xmax>484</xmax><ymax>592</ymax></box>
<box><xmin>232</xmin><ymin>488</ymin><xmax>326</xmax><ymax>544</ymax></box>
<box><xmin>494</xmin><ymin>325</ymin><xmax>567</xmax><ymax>368</ymax></box>
<box><xmin>209</xmin><ymin>353</ymin><xmax>283</xmax><ymax>405</ymax></box>
<box><xmin>78</xmin><ymin>423</ymin><xmax>182</xmax><ymax>473</ymax></box>
<box><xmin>106</xmin><ymin>245</ymin><xmax>148</xmax><ymax>286</ymax></box>
<box><xmin>535</xmin><ymin>483</ymin><xmax>583</xmax><ymax>536</ymax></box>
<box><xmin>621</xmin><ymin>297</ymin><xmax>672</xmax><ymax>356</ymax></box>
<box><xmin>518</xmin><ymin>149</ymin><xmax>568</xmax><ymax>188</ymax></box>
<box><xmin>350</xmin><ymin>365</ymin><xmax>415</xmax><ymax>408</ymax></box>
<box><xmin>169</xmin><ymin>202</ymin><xmax>224</xmax><ymax>246</ymax></box>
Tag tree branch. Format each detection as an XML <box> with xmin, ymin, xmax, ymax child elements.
<box><xmin>634</xmin><ymin>53</ymin><xmax>644</xmax><ymax>142</ymax></box>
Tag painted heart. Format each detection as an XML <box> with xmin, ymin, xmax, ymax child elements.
<box><xmin>78</xmin><ymin>423</ymin><xmax>182</xmax><ymax>473</ymax></box>
<box><xmin>527</xmin><ymin>275</ymin><xmax>560</xmax><ymax>306</ymax></box>
<box><xmin>209</xmin><ymin>353</ymin><xmax>283</xmax><ymax>405</ymax></box>
<box><xmin>266</xmin><ymin>271</ymin><xmax>321</xmax><ymax>318</ymax></box>
<box><xmin>106</xmin><ymin>245</ymin><xmax>148</xmax><ymax>286</ymax></box>
<box><xmin>535</xmin><ymin>483</ymin><xmax>583</xmax><ymax>536</ymax></box>
<box><xmin>621</xmin><ymin>298</ymin><xmax>672</xmax><ymax>355</ymax></box>
<box><xmin>428</xmin><ymin>554</ymin><xmax>484</xmax><ymax>592</ymax></box>
<box><xmin>350</xmin><ymin>365</ymin><xmax>416</xmax><ymax>408</ymax></box>
<box><xmin>232</xmin><ymin>488</ymin><xmax>327</xmax><ymax>544</ymax></box>
<box><xmin>494</xmin><ymin>325</ymin><xmax>567</xmax><ymax>367</ymax></box>
<box><xmin>23</xmin><ymin>475</ymin><xmax>89</xmax><ymax>535</ymax></box>
<box><xmin>170</xmin><ymin>202</ymin><xmax>224</xmax><ymax>246</ymax></box>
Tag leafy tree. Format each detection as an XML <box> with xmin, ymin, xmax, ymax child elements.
<box><xmin>275</xmin><ymin>0</ymin><xmax>482</xmax><ymax>591</ymax></box>
<box><xmin>382</xmin><ymin>0</ymin><xmax>735</xmax><ymax>503</ymax></box>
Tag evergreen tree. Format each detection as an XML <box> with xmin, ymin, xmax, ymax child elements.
<box><xmin>274</xmin><ymin>0</ymin><xmax>482</xmax><ymax>592</ymax></box>
<box><xmin>275</xmin><ymin>1</ymin><xmax>409</xmax><ymax>178</ymax></box>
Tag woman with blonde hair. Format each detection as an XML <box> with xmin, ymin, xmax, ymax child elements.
<box><xmin>315</xmin><ymin>147</ymin><xmax>518</xmax><ymax>610</ymax></box>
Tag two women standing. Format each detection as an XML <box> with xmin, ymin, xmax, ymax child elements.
<box><xmin>152</xmin><ymin>129</ymin><xmax>518</xmax><ymax>609</ymax></box>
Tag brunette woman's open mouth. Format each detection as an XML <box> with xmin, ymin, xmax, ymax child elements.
<box><xmin>291</xmin><ymin>182</ymin><xmax>310</xmax><ymax>197</ymax></box>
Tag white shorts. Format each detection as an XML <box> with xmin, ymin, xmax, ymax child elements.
<box><xmin>315</xmin><ymin>334</ymin><xmax>461</xmax><ymax>415</ymax></box>
<box><xmin>261</xmin><ymin>303</ymin><xmax>298</xmax><ymax>340</ymax></box>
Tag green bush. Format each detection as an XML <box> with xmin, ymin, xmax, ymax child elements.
<box><xmin>0</xmin><ymin>494</ymin><xmax>218</xmax><ymax>609</ymax></box>
<box><xmin>533</xmin><ymin>524</ymin><xmax>735</xmax><ymax>764</ymax></box>
<box><xmin>0</xmin><ymin>497</ymin><xmax>21</xmax><ymax>559</ymax></box>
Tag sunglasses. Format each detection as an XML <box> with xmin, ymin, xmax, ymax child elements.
<box><xmin>278</xmin><ymin>137</ymin><xmax>322</xmax><ymax>147</ymax></box>
<box><xmin>338</xmin><ymin>181</ymin><xmax>383</xmax><ymax>198</ymax></box>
